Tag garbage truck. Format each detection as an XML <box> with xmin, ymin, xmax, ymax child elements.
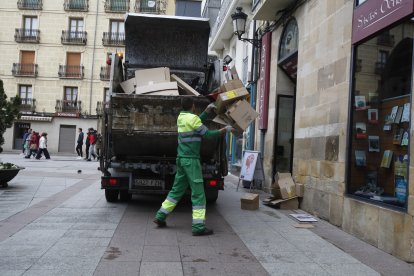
<box><xmin>99</xmin><ymin>13</ymin><xmax>227</xmax><ymax>203</ymax></box>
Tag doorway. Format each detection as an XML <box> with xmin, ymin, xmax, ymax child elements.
<box><xmin>13</xmin><ymin>122</ymin><xmax>31</xmax><ymax>150</ymax></box>
<box><xmin>58</xmin><ymin>125</ymin><xmax>76</xmax><ymax>153</ymax></box>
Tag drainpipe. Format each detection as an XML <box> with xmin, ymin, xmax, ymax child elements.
<box><xmin>89</xmin><ymin>0</ymin><xmax>99</xmax><ymax>116</ymax></box>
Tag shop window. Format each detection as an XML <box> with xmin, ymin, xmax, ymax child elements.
<box><xmin>349</xmin><ymin>21</ymin><xmax>412</xmax><ymax>209</ymax></box>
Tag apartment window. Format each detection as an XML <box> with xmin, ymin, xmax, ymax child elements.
<box><xmin>111</xmin><ymin>20</ymin><xmax>124</xmax><ymax>34</ymax></box>
<box><xmin>65</xmin><ymin>87</ymin><xmax>78</xmax><ymax>102</ymax></box>
<box><xmin>19</xmin><ymin>85</ymin><xmax>32</xmax><ymax>103</ymax></box>
<box><xmin>23</xmin><ymin>16</ymin><xmax>38</xmax><ymax>36</ymax></box>
<box><xmin>69</xmin><ymin>18</ymin><xmax>84</xmax><ymax>38</ymax></box>
<box><xmin>104</xmin><ymin>87</ymin><xmax>110</xmax><ymax>103</ymax></box>
<box><xmin>378</xmin><ymin>50</ymin><xmax>388</xmax><ymax>64</ymax></box>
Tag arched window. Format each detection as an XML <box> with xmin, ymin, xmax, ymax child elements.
<box><xmin>279</xmin><ymin>18</ymin><xmax>299</xmax><ymax>62</ymax></box>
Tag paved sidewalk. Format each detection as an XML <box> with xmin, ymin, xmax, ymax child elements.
<box><xmin>0</xmin><ymin>153</ymin><xmax>413</xmax><ymax>275</ymax></box>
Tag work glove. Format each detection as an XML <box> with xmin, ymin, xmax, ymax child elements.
<box><xmin>225</xmin><ymin>126</ymin><xmax>236</xmax><ymax>133</ymax></box>
<box><xmin>205</xmin><ymin>103</ymin><xmax>216</xmax><ymax>113</ymax></box>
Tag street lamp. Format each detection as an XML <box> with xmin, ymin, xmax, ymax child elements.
<box><xmin>231</xmin><ymin>7</ymin><xmax>261</xmax><ymax>47</ymax></box>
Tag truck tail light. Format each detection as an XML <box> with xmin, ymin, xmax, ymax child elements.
<box><xmin>109</xmin><ymin>178</ymin><xmax>119</xmax><ymax>186</ymax></box>
<box><xmin>209</xmin><ymin>180</ymin><xmax>217</xmax><ymax>186</ymax></box>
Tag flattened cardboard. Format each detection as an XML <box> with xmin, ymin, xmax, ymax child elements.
<box><xmin>212</xmin><ymin>115</ymin><xmax>228</xmax><ymax>126</ymax></box>
<box><xmin>135</xmin><ymin>67</ymin><xmax>170</xmax><ymax>87</ymax></box>
<box><xmin>270</xmin><ymin>197</ymin><xmax>298</xmax><ymax>210</ymax></box>
<box><xmin>225</xmin><ymin>100</ymin><xmax>259</xmax><ymax>131</ymax></box>
<box><xmin>171</xmin><ymin>74</ymin><xmax>200</xmax><ymax>96</ymax></box>
<box><xmin>293</xmin><ymin>224</ymin><xmax>315</xmax><ymax>229</ymax></box>
<box><xmin>274</xmin><ymin>172</ymin><xmax>293</xmax><ymax>188</ymax></box>
<box><xmin>146</xmin><ymin>90</ymin><xmax>179</xmax><ymax>96</ymax></box>
<box><xmin>135</xmin><ymin>82</ymin><xmax>178</xmax><ymax>95</ymax></box>
<box><xmin>278</xmin><ymin>176</ymin><xmax>296</xmax><ymax>199</ymax></box>
<box><xmin>215</xmin><ymin>87</ymin><xmax>249</xmax><ymax>114</ymax></box>
<box><xmin>296</xmin><ymin>183</ymin><xmax>304</xmax><ymax>197</ymax></box>
<box><xmin>220</xmin><ymin>79</ymin><xmax>244</xmax><ymax>92</ymax></box>
<box><xmin>120</xmin><ymin>78</ymin><xmax>136</xmax><ymax>94</ymax></box>
<box><xmin>241</xmin><ymin>193</ymin><xmax>259</xmax><ymax>210</ymax></box>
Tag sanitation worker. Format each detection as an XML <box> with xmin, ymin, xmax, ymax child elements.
<box><xmin>153</xmin><ymin>97</ymin><xmax>233</xmax><ymax>236</ymax></box>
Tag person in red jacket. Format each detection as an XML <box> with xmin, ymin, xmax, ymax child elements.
<box><xmin>87</xmin><ymin>129</ymin><xmax>97</xmax><ymax>161</ymax></box>
<box><xmin>25</xmin><ymin>131</ymin><xmax>39</xmax><ymax>159</ymax></box>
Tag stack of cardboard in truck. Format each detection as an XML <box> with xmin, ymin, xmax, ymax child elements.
<box><xmin>119</xmin><ymin>67</ymin><xmax>199</xmax><ymax>96</ymax></box>
<box><xmin>211</xmin><ymin>79</ymin><xmax>259</xmax><ymax>134</ymax></box>
<box><xmin>262</xmin><ymin>172</ymin><xmax>302</xmax><ymax>210</ymax></box>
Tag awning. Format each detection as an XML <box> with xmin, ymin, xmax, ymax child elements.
<box><xmin>19</xmin><ymin>116</ymin><xmax>53</xmax><ymax>122</ymax></box>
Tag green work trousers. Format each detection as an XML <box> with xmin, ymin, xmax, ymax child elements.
<box><xmin>155</xmin><ymin>157</ymin><xmax>206</xmax><ymax>233</ymax></box>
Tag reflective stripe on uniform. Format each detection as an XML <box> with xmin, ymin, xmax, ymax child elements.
<box><xmin>195</xmin><ymin>125</ymin><xmax>208</xmax><ymax>135</ymax></box>
<box><xmin>192</xmin><ymin>219</ymin><xmax>205</xmax><ymax>224</ymax></box>
<box><xmin>192</xmin><ymin>205</ymin><xmax>205</xmax><ymax>210</ymax></box>
<box><xmin>166</xmin><ymin>197</ymin><xmax>177</xmax><ymax>204</ymax></box>
<box><xmin>192</xmin><ymin>208</ymin><xmax>206</xmax><ymax>221</ymax></box>
<box><xmin>178</xmin><ymin>137</ymin><xmax>202</xmax><ymax>143</ymax></box>
<box><xmin>161</xmin><ymin>198</ymin><xmax>177</xmax><ymax>213</ymax></box>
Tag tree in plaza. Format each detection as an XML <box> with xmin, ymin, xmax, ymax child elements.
<box><xmin>0</xmin><ymin>79</ymin><xmax>21</xmax><ymax>154</ymax></box>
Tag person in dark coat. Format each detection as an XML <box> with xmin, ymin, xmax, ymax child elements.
<box><xmin>85</xmin><ymin>128</ymin><xmax>91</xmax><ymax>160</ymax></box>
<box><xmin>76</xmin><ymin>128</ymin><xmax>84</xmax><ymax>159</ymax></box>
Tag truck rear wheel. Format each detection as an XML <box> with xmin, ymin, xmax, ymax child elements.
<box><xmin>105</xmin><ymin>190</ymin><xmax>119</xmax><ymax>202</ymax></box>
<box><xmin>119</xmin><ymin>190</ymin><xmax>132</xmax><ymax>202</ymax></box>
<box><xmin>206</xmin><ymin>190</ymin><xmax>218</xmax><ymax>203</ymax></box>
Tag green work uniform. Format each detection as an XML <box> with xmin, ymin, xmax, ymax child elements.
<box><xmin>155</xmin><ymin>111</ymin><xmax>220</xmax><ymax>233</ymax></box>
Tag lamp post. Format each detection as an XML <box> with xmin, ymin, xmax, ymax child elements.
<box><xmin>231</xmin><ymin>7</ymin><xmax>261</xmax><ymax>48</ymax></box>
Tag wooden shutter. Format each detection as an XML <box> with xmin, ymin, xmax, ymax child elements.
<box><xmin>66</xmin><ymin>53</ymin><xmax>81</xmax><ymax>76</ymax></box>
<box><xmin>20</xmin><ymin>51</ymin><xmax>35</xmax><ymax>75</ymax></box>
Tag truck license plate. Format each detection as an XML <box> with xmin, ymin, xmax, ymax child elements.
<box><xmin>134</xmin><ymin>179</ymin><xmax>164</xmax><ymax>187</ymax></box>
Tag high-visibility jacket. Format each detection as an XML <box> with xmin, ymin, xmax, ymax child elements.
<box><xmin>177</xmin><ymin>111</ymin><xmax>219</xmax><ymax>159</ymax></box>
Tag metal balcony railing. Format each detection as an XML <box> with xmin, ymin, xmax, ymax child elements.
<box><xmin>55</xmin><ymin>100</ymin><xmax>82</xmax><ymax>113</ymax></box>
<box><xmin>15</xmin><ymin>28</ymin><xmax>40</xmax><ymax>43</ymax></box>
<box><xmin>104</xmin><ymin>0</ymin><xmax>129</xmax><ymax>12</ymax></box>
<box><xmin>375</xmin><ymin>62</ymin><xmax>386</xmax><ymax>75</ymax></box>
<box><xmin>100</xmin><ymin>66</ymin><xmax>111</xmax><ymax>81</ymax></box>
<box><xmin>64</xmin><ymin>0</ymin><xmax>88</xmax><ymax>11</ymax></box>
<box><xmin>134</xmin><ymin>0</ymin><xmax>167</xmax><ymax>14</ymax></box>
<box><xmin>102</xmin><ymin>32</ymin><xmax>125</xmax><ymax>46</ymax></box>
<box><xmin>61</xmin><ymin>31</ymin><xmax>87</xmax><ymax>45</ymax></box>
<box><xmin>96</xmin><ymin>101</ymin><xmax>110</xmax><ymax>116</ymax></box>
<box><xmin>17</xmin><ymin>0</ymin><xmax>42</xmax><ymax>10</ymax></box>
<box><xmin>12</xmin><ymin>98</ymin><xmax>36</xmax><ymax>112</ymax></box>
<box><xmin>12</xmin><ymin>63</ymin><xmax>38</xmax><ymax>77</ymax></box>
<box><xmin>58</xmin><ymin>65</ymin><xmax>84</xmax><ymax>79</ymax></box>
<box><xmin>210</xmin><ymin>0</ymin><xmax>232</xmax><ymax>40</ymax></box>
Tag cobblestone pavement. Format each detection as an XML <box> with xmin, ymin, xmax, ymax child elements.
<box><xmin>0</xmin><ymin>153</ymin><xmax>412</xmax><ymax>275</ymax></box>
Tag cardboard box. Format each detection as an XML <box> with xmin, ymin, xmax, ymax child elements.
<box><xmin>274</xmin><ymin>172</ymin><xmax>292</xmax><ymax>188</ymax></box>
<box><xmin>270</xmin><ymin>186</ymin><xmax>282</xmax><ymax>198</ymax></box>
<box><xmin>241</xmin><ymin>193</ymin><xmax>259</xmax><ymax>210</ymax></box>
<box><xmin>220</xmin><ymin>79</ymin><xmax>244</xmax><ymax>92</ymax></box>
<box><xmin>270</xmin><ymin>197</ymin><xmax>299</xmax><ymax>210</ymax></box>
<box><xmin>278</xmin><ymin>175</ymin><xmax>296</xmax><ymax>199</ymax></box>
<box><xmin>146</xmin><ymin>90</ymin><xmax>179</xmax><ymax>96</ymax></box>
<box><xmin>135</xmin><ymin>67</ymin><xmax>170</xmax><ymax>87</ymax></box>
<box><xmin>120</xmin><ymin>78</ymin><xmax>136</xmax><ymax>94</ymax></box>
<box><xmin>296</xmin><ymin>183</ymin><xmax>304</xmax><ymax>197</ymax></box>
<box><xmin>171</xmin><ymin>74</ymin><xmax>200</xmax><ymax>96</ymax></box>
<box><xmin>225</xmin><ymin>100</ymin><xmax>259</xmax><ymax>131</ymax></box>
<box><xmin>215</xmin><ymin>87</ymin><xmax>249</xmax><ymax>114</ymax></box>
<box><xmin>135</xmin><ymin>82</ymin><xmax>178</xmax><ymax>95</ymax></box>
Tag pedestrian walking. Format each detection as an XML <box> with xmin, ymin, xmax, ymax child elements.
<box><xmin>87</xmin><ymin>129</ymin><xmax>97</xmax><ymax>161</ymax></box>
<box><xmin>25</xmin><ymin>131</ymin><xmax>39</xmax><ymax>158</ymax></box>
<box><xmin>95</xmin><ymin>133</ymin><xmax>102</xmax><ymax>160</ymax></box>
<box><xmin>23</xmin><ymin>129</ymin><xmax>32</xmax><ymax>157</ymax></box>
<box><xmin>153</xmin><ymin>98</ymin><xmax>233</xmax><ymax>236</ymax></box>
<box><xmin>35</xmin><ymin>133</ymin><xmax>50</xmax><ymax>160</ymax></box>
<box><xmin>21</xmin><ymin>129</ymin><xmax>29</xmax><ymax>154</ymax></box>
<box><xmin>76</xmin><ymin>128</ymin><xmax>84</xmax><ymax>159</ymax></box>
<box><xmin>85</xmin><ymin>129</ymin><xmax>91</xmax><ymax>160</ymax></box>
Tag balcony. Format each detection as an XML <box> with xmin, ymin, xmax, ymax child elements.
<box><xmin>100</xmin><ymin>66</ymin><xmax>111</xmax><ymax>81</ymax></box>
<box><xmin>134</xmin><ymin>0</ymin><xmax>167</xmax><ymax>14</ymax></box>
<box><xmin>58</xmin><ymin>65</ymin><xmax>84</xmax><ymax>79</ymax></box>
<box><xmin>17</xmin><ymin>0</ymin><xmax>42</xmax><ymax>10</ymax></box>
<box><xmin>102</xmin><ymin>32</ymin><xmax>125</xmax><ymax>46</ymax></box>
<box><xmin>55</xmin><ymin>100</ymin><xmax>82</xmax><ymax>113</ymax></box>
<box><xmin>96</xmin><ymin>101</ymin><xmax>110</xmax><ymax>116</ymax></box>
<box><xmin>61</xmin><ymin>31</ymin><xmax>87</xmax><ymax>45</ymax></box>
<box><xmin>15</xmin><ymin>29</ymin><xmax>40</xmax><ymax>43</ymax></box>
<box><xmin>104</xmin><ymin>0</ymin><xmax>129</xmax><ymax>12</ymax></box>
<box><xmin>12</xmin><ymin>63</ymin><xmax>38</xmax><ymax>77</ymax></box>
<box><xmin>64</xmin><ymin>0</ymin><xmax>88</xmax><ymax>11</ymax></box>
<box><xmin>377</xmin><ymin>34</ymin><xmax>395</xmax><ymax>47</ymax></box>
<box><xmin>375</xmin><ymin>61</ymin><xmax>386</xmax><ymax>75</ymax></box>
<box><xmin>13</xmin><ymin>98</ymin><xmax>36</xmax><ymax>113</ymax></box>
<box><xmin>252</xmin><ymin>0</ymin><xmax>296</xmax><ymax>20</ymax></box>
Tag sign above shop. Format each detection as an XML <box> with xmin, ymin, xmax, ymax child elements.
<box><xmin>258</xmin><ymin>32</ymin><xmax>272</xmax><ymax>130</ymax></box>
<box><xmin>352</xmin><ymin>0</ymin><xmax>414</xmax><ymax>44</ymax></box>
<box><xmin>55</xmin><ymin>112</ymin><xmax>79</xmax><ymax>118</ymax></box>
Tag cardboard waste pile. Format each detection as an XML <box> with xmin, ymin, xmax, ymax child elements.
<box><xmin>120</xmin><ymin>67</ymin><xmax>259</xmax><ymax>134</ymax></box>
<box><xmin>119</xmin><ymin>67</ymin><xmax>200</xmax><ymax>96</ymax></box>
<box><xmin>262</xmin><ymin>172</ymin><xmax>304</xmax><ymax>209</ymax></box>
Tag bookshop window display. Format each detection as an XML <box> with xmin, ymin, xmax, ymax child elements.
<box><xmin>349</xmin><ymin>21</ymin><xmax>412</xmax><ymax>209</ymax></box>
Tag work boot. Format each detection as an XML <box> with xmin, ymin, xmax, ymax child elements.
<box><xmin>153</xmin><ymin>219</ymin><xmax>167</xmax><ymax>228</ymax></box>
<box><xmin>192</xmin><ymin>228</ymin><xmax>214</xmax><ymax>236</ymax></box>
